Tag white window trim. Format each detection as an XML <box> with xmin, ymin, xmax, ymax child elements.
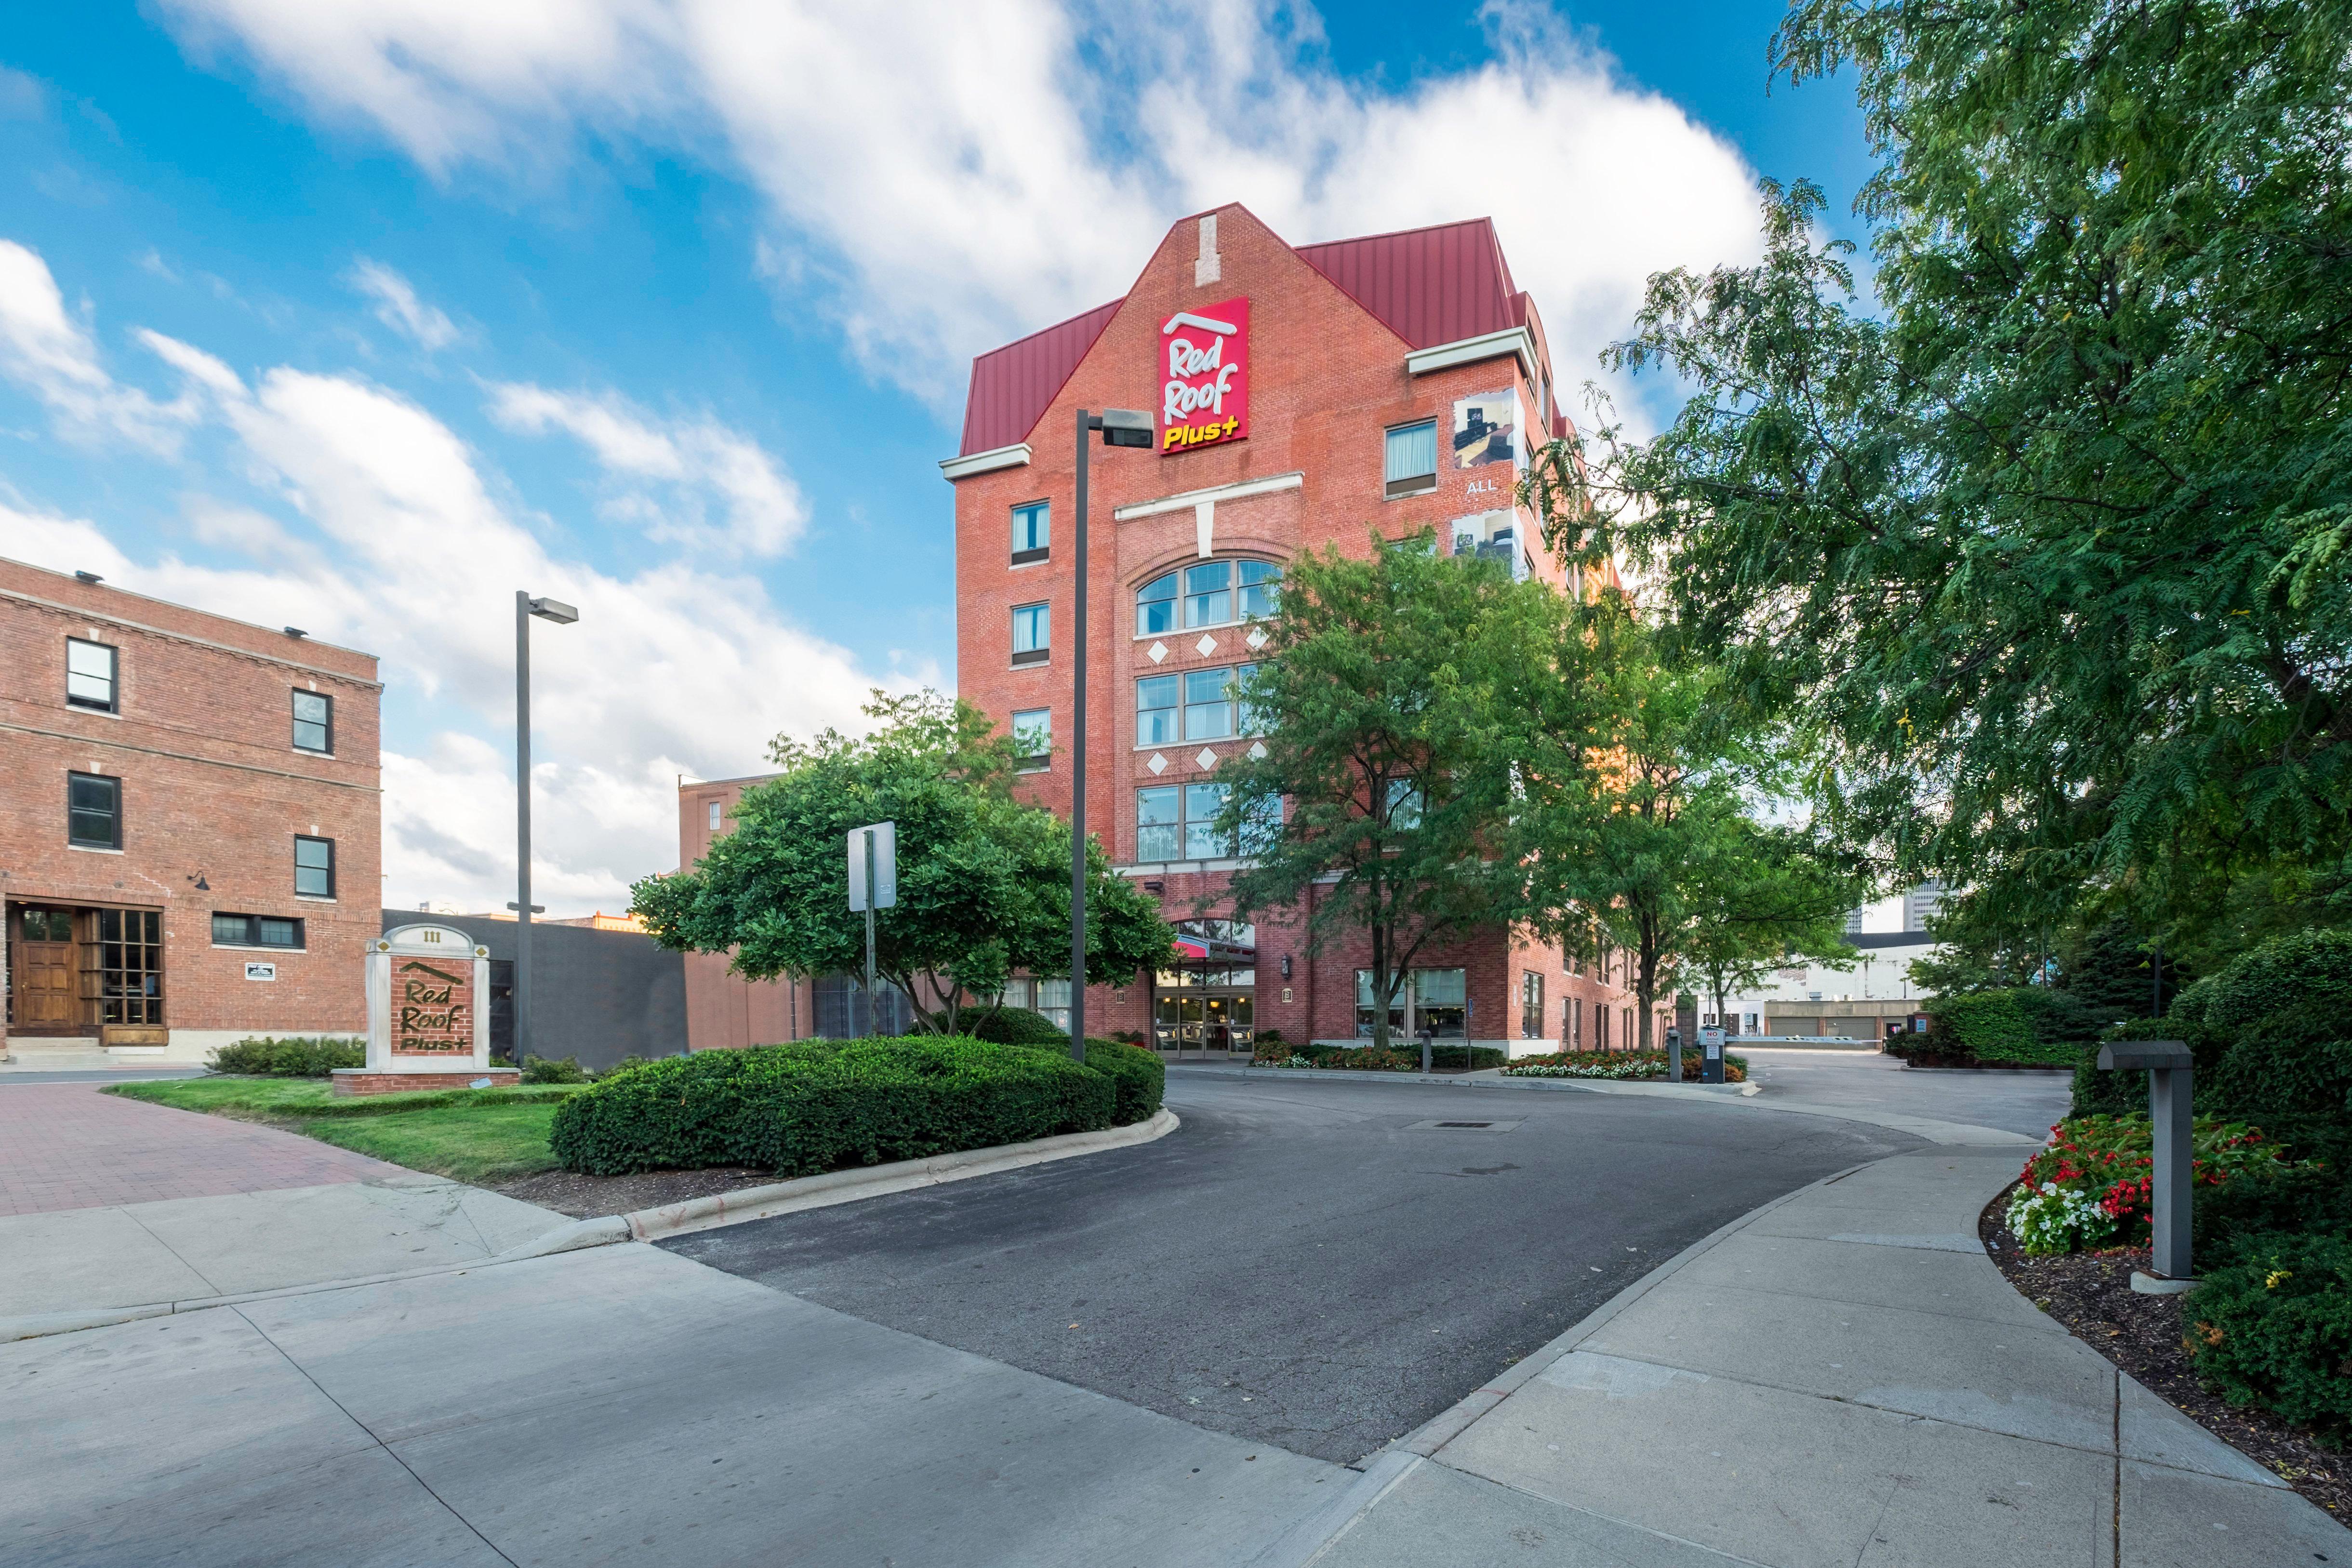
<box><xmin>939</xmin><ymin>442</ymin><xmax>1033</xmax><ymax>479</ymax></box>
<box><xmin>1111</xmin><ymin>470</ymin><xmax>1302</xmax><ymax>521</ymax></box>
<box><xmin>1404</xmin><ymin>326</ymin><xmax>1538</xmax><ymax>382</ymax></box>
<box><xmin>67</xmin><ymin>843</ymin><xmax>125</xmax><ymax>855</ymax></box>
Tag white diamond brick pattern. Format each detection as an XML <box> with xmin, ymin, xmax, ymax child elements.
<box><xmin>1246</xmin><ymin>626</ymin><xmax>1268</xmax><ymax>650</ymax></box>
<box><xmin>1249</xmin><ymin>741</ymin><xmax>1268</xmax><ymax>759</ymax></box>
<box><xmin>1196</xmin><ymin>748</ymin><xmax>1218</xmax><ymax>770</ymax></box>
<box><xmin>1147</xmin><ymin>752</ymin><xmax>1168</xmax><ymax>774</ymax></box>
<box><xmin>1147</xmin><ymin>641</ymin><xmax>1169</xmax><ymax>664</ymax></box>
<box><xmin>1195</xmin><ymin>634</ymin><xmax>1218</xmax><ymax>656</ymax></box>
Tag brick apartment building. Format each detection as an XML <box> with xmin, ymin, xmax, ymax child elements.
<box><xmin>941</xmin><ymin>203</ymin><xmax>1648</xmax><ymax>1058</ymax></box>
<box><xmin>0</xmin><ymin>558</ymin><xmax>380</xmax><ymax>1065</ymax></box>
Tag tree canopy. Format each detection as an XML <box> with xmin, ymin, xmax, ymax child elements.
<box><xmin>630</xmin><ymin>690</ymin><xmax>1172</xmax><ymax>1035</ymax></box>
<box><xmin>1525</xmin><ymin>0</ymin><xmax>2352</xmax><ymax>957</ymax></box>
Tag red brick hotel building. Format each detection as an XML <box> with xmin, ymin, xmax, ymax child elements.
<box><xmin>944</xmin><ymin>204</ymin><xmax>1648</xmax><ymax>1058</ymax></box>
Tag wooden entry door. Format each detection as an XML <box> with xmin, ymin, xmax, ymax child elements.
<box><xmin>13</xmin><ymin>907</ymin><xmax>81</xmax><ymax>1031</ymax></box>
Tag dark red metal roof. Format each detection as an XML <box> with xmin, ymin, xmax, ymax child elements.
<box><xmin>955</xmin><ymin>213</ymin><xmax>1530</xmax><ymax>457</ymax></box>
<box><xmin>1292</xmin><ymin>218</ymin><xmax>1521</xmax><ymax>351</ymax></box>
<box><xmin>957</xmin><ymin>298</ymin><xmax>1123</xmax><ymax>457</ymax></box>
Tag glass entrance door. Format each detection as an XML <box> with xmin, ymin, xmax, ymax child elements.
<box><xmin>1154</xmin><ymin>919</ymin><xmax>1256</xmax><ymax>1057</ymax></box>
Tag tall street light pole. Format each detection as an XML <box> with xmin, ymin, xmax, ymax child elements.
<box><xmin>514</xmin><ymin>591</ymin><xmax>578</xmax><ymax>1069</ymax></box>
<box><xmin>1071</xmin><ymin>408</ymin><xmax>1152</xmax><ymax>1063</ymax></box>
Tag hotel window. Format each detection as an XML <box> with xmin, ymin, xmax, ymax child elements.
<box><xmin>1183</xmin><ymin>782</ymin><xmax>1229</xmax><ymax>859</ymax></box>
<box><xmin>212</xmin><ymin>913</ymin><xmax>305</xmax><ymax>949</ymax></box>
<box><xmin>1595</xmin><ymin>1005</ymin><xmax>1610</xmax><ymax>1051</ymax></box>
<box><xmin>97</xmin><ymin>908</ymin><xmax>162</xmax><ymax>1025</ymax></box>
<box><xmin>292</xmin><ymin>690</ymin><xmax>333</xmax><ymax>754</ymax></box>
<box><xmin>66</xmin><ymin>638</ymin><xmax>118</xmax><ymax>712</ymax></box>
<box><xmin>1032</xmin><ymin>977</ymin><xmax>1072</xmax><ymax>1033</ymax></box>
<box><xmin>1237</xmin><ymin>790</ymin><xmax>1283</xmax><ymax>855</ymax></box>
<box><xmin>707</xmin><ymin>799</ymin><xmax>723</xmax><ymax>832</ymax></box>
<box><xmin>1010</xmin><ymin>602</ymin><xmax>1049</xmax><ymax>665</ymax></box>
<box><xmin>1136</xmin><ymin>675</ymin><xmax>1179</xmax><ymax>746</ymax></box>
<box><xmin>67</xmin><ymin>772</ymin><xmax>120</xmax><ymax>849</ymax></box>
<box><xmin>1135</xmin><ymin>559</ymin><xmax>1282</xmax><ymax>635</ymax></box>
<box><xmin>1011</xmin><ymin>500</ymin><xmax>1050</xmax><ymax>564</ymax></box>
<box><xmin>1236</xmin><ymin>662</ymin><xmax>1264</xmax><ymax>734</ymax></box>
<box><xmin>1385</xmin><ymin>778</ymin><xmax>1423</xmax><ymax>830</ymax></box>
<box><xmin>294</xmin><ymin>835</ymin><xmax>335</xmax><ymax>898</ymax></box>
<box><xmin>1137</xmin><ymin>784</ymin><xmax>1181</xmax><ymax>861</ymax></box>
<box><xmin>1183</xmin><ymin>667</ymin><xmax>1235</xmax><ymax>741</ymax></box>
<box><xmin>1521</xmin><ymin>971</ymin><xmax>1545</xmax><ymax>1038</ymax></box>
<box><xmin>1414</xmin><ymin>967</ymin><xmax>1467</xmax><ymax>1038</ymax></box>
<box><xmin>1565</xmin><ymin>995</ymin><xmax>1582</xmax><ymax>1049</ymax></box>
<box><xmin>1384</xmin><ymin>420</ymin><xmax>1438</xmax><ymax>498</ymax></box>
<box><xmin>1012</xmin><ymin>707</ymin><xmax>1051</xmax><ymax>771</ymax></box>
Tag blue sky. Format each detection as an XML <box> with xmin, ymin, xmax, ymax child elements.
<box><xmin>0</xmin><ymin>1</ymin><xmax>1871</xmax><ymax>915</ymax></box>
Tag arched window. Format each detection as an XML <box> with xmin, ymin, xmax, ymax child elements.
<box><xmin>1136</xmin><ymin>559</ymin><xmax>1280</xmax><ymax>634</ymax></box>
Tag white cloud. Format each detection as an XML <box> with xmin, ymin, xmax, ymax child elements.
<box><xmin>155</xmin><ymin>0</ymin><xmax>1764</xmax><ymax>417</ymax></box>
<box><xmin>0</xmin><ymin>240</ymin><xmax>202</xmax><ymax>451</ymax></box>
<box><xmin>0</xmin><ymin>248</ymin><xmax>904</xmax><ymax>914</ymax></box>
<box><xmin>486</xmin><ymin>382</ymin><xmax>805</xmax><ymax>556</ymax></box>
<box><xmin>347</xmin><ymin>256</ymin><xmax>462</xmax><ymax>350</ymax></box>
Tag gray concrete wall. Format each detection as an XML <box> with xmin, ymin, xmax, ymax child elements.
<box><xmin>379</xmin><ymin>912</ymin><xmax>687</xmax><ymax>1071</ymax></box>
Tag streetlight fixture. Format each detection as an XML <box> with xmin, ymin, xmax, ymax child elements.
<box><xmin>514</xmin><ymin>591</ymin><xmax>578</xmax><ymax>1069</ymax></box>
<box><xmin>1069</xmin><ymin>407</ymin><xmax>1152</xmax><ymax>1063</ymax></box>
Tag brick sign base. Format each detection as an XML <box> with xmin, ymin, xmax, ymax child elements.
<box><xmin>331</xmin><ymin>1067</ymin><xmax>520</xmax><ymax>1098</ymax></box>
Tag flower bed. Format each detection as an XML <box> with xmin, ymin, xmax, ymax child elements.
<box><xmin>1253</xmin><ymin>1041</ymin><xmax>1506</xmax><ymax>1072</ymax></box>
<box><xmin>2004</xmin><ymin>1114</ymin><xmax>2302</xmax><ymax>1255</ymax></box>
<box><xmin>1500</xmin><ymin>1049</ymin><xmax>1747</xmax><ymax>1083</ymax></box>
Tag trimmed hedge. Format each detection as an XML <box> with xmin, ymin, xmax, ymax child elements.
<box><xmin>1065</xmin><ymin>1037</ymin><xmax>1164</xmax><ymax>1125</ymax></box>
<box><xmin>207</xmin><ymin>1036</ymin><xmax>364</xmax><ymax>1076</ymax></box>
<box><xmin>1502</xmin><ymin>1049</ymin><xmax>1749</xmax><ymax>1083</ymax></box>
<box><xmin>1904</xmin><ymin>991</ymin><xmax>2082</xmax><ymax>1067</ymax></box>
<box><xmin>548</xmin><ymin>1036</ymin><xmax>1118</xmax><ymax>1177</ymax></box>
<box><xmin>1252</xmin><ymin>1039</ymin><xmax>1508</xmax><ymax>1071</ymax></box>
<box><xmin>2190</xmin><ymin>1231</ymin><xmax>2352</xmax><ymax>1447</ymax></box>
<box><xmin>965</xmin><ymin>1007</ymin><xmax>1073</xmax><ymax>1047</ymax></box>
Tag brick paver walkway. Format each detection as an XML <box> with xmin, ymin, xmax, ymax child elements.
<box><xmin>0</xmin><ymin>1084</ymin><xmax>400</xmax><ymax>1217</ymax></box>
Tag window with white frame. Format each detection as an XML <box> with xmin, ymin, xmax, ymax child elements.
<box><xmin>66</xmin><ymin>638</ymin><xmax>117</xmax><ymax>712</ymax></box>
<box><xmin>707</xmin><ymin>799</ymin><xmax>722</xmax><ymax>832</ymax></box>
<box><xmin>1183</xmin><ymin>667</ymin><xmax>1234</xmax><ymax>741</ymax></box>
<box><xmin>1135</xmin><ymin>783</ymin><xmax>1246</xmax><ymax>861</ymax></box>
<box><xmin>1136</xmin><ymin>675</ymin><xmax>1179</xmax><ymax>746</ymax></box>
<box><xmin>1012</xmin><ymin>707</ymin><xmax>1051</xmax><ymax>771</ymax></box>
<box><xmin>1011</xmin><ymin>500</ymin><xmax>1049</xmax><ymax>563</ymax></box>
<box><xmin>1011</xmin><ymin>602</ymin><xmax>1049</xmax><ymax>664</ymax></box>
<box><xmin>1384</xmin><ymin>420</ymin><xmax>1438</xmax><ymax>498</ymax></box>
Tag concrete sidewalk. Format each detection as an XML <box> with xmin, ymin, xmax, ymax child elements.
<box><xmin>1276</xmin><ymin>1147</ymin><xmax>2350</xmax><ymax>1567</ymax></box>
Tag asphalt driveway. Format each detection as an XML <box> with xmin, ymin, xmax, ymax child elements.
<box><xmin>664</xmin><ymin>1073</ymin><xmax>1924</xmax><ymax>1462</ymax></box>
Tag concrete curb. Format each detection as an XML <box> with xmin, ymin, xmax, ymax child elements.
<box><xmin>1249</xmin><ymin>1159</ymin><xmax>1884</xmax><ymax>1568</ymax></box>
<box><xmin>0</xmin><ymin>1110</ymin><xmax>1180</xmax><ymax>1344</ymax></box>
<box><xmin>1169</xmin><ymin>1063</ymin><xmax>2034</xmax><ymax>1146</ymax></box>
<box><xmin>618</xmin><ymin>1107</ymin><xmax>1182</xmax><ymax>1242</ymax></box>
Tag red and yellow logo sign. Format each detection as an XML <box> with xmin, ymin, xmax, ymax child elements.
<box><xmin>1160</xmin><ymin>298</ymin><xmax>1249</xmax><ymax>453</ymax></box>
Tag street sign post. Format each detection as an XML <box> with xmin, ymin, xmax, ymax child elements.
<box><xmin>847</xmin><ymin>823</ymin><xmax>897</xmax><ymax>1038</ymax></box>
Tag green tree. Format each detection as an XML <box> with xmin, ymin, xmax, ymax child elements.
<box><xmin>1215</xmin><ymin>532</ymin><xmax>1548</xmax><ymax>1051</ymax></box>
<box><xmin>1682</xmin><ymin>815</ymin><xmax>1865</xmax><ymax>1035</ymax></box>
<box><xmin>1525</xmin><ymin>0</ymin><xmax>2352</xmax><ymax>952</ymax></box>
<box><xmin>631</xmin><ymin>690</ymin><xmax>1172</xmax><ymax>1036</ymax></box>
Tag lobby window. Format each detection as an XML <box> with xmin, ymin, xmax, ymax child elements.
<box><xmin>66</xmin><ymin>637</ymin><xmax>118</xmax><ymax>712</ymax></box>
<box><xmin>1384</xmin><ymin>420</ymin><xmax>1438</xmax><ymax>498</ymax></box>
<box><xmin>1415</xmin><ymin>968</ymin><xmax>1467</xmax><ymax>1038</ymax></box>
<box><xmin>292</xmin><ymin>690</ymin><xmax>333</xmax><ymax>754</ymax></box>
<box><xmin>67</xmin><ymin>772</ymin><xmax>120</xmax><ymax>849</ymax></box>
<box><xmin>294</xmin><ymin>835</ymin><xmax>335</xmax><ymax>898</ymax></box>
<box><xmin>1012</xmin><ymin>707</ymin><xmax>1051</xmax><ymax>771</ymax></box>
<box><xmin>1011</xmin><ymin>500</ymin><xmax>1050</xmax><ymax>564</ymax></box>
<box><xmin>1566</xmin><ymin>996</ymin><xmax>1582</xmax><ymax>1049</ymax></box>
<box><xmin>1596</xmin><ymin>1006</ymin><xmax>1610</xmax><ymax>1051</ymax></box>
<box><xmin>97</xmin><ymin>908</ymin><xmax>162</xmax><ymax>1025</ymax></box>
<box><xmin>1137</xmin><ymin>785</ymin><xmax>1181</xmax><ymax>860</ymax></box>
<box><xmin>213</xmin><ymin>913</ymin><xmax>305</xmax><ymax>950</ymax></box>
<box><xmin>1521</xmin><ymin>971</ymin><xmax>1545</xmax><ymax>1038</ymax></box>
<box><xmin>1011</xmin><ymin>602</ymin><xmax>1050</xmax><ymax>665</ymax></box>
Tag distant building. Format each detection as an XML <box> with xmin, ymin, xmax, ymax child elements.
<box><xmin>1705</xmin><ymin>888</ymin><xmax>1950</xmax><ymax>1047</ymax></box>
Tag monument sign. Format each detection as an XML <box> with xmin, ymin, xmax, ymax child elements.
<box><xmin>332</xmin><ymin>922</ymin><xmax>519</xmax><ymax>1095</ymax></box>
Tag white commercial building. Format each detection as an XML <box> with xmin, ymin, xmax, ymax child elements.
<box><xmin>1701</xmin><ymin>885</ymin><xmax>1946</xmax><ymax>1048</ymax></box>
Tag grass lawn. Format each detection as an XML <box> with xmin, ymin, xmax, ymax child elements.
<box><xmin>104</xmin><ymin>1077</ymin><xmax>583</xmax><ymax>1183</ymax></box>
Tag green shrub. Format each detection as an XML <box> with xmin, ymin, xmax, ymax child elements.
<box><xmin>1915</xmin><ymin>991</ymin><xmax>2080</xmax><ymax>1066</ymax></box>
<box><xmin>1066</xmin><ymin>1037</ymin><xmax>1163</xmax><ymax>1125</ymax></box>
<box><xmin>547</xmin><ymin>1035</ymin><xmax>1116</xmax><ymax>1177</ymax></box>
<box><xmin>520</xmin><ymin>1054</ymin><xmax>591</xmax><ymax>1084</ymax></box>
<box><xmin>964</xmin><ymin>1007</ymin><xmax>1072</xmax><ymax>1047</ymax></box>
<box><xmin>1502</xmin><ymin>1050</ymin><xmax>1748</xmax><ymax>1083</ymax></box>
<box><xmin>2190</xmin><ymin>1232</ymin><xmax>2352</xmax><ymax>1447</ymax></box>
<box><xmin>1255</xmin><ymin>1029</ymin><xmax>1286</xmax><ymax>1046</ymax></box>
<box><xmin>207</xmin><ymin>1036</ymin><xmax>365</xmax><ymax>1076</ymax></box>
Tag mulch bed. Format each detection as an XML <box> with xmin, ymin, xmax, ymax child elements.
<box><xmin>493</xmin><ymin>1165</ymin><xmax>782</xmax><ymax>1219</ymax></box>
<box><xmin>1979</xmin><ymin>1197</ymin><xmax>2349</xmax><ymax>1521</ymax></box>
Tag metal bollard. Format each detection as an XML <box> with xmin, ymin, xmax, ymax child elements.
<box><xmin>2095</xmin><ymin>1039</ymin><xmax>2195</xmax><ymax>1292</ymax></box>
<box><xmin>1699</xmin><ymin>1025</ymin><xmax>1726</xmax><ymax>1085</ymax></box>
